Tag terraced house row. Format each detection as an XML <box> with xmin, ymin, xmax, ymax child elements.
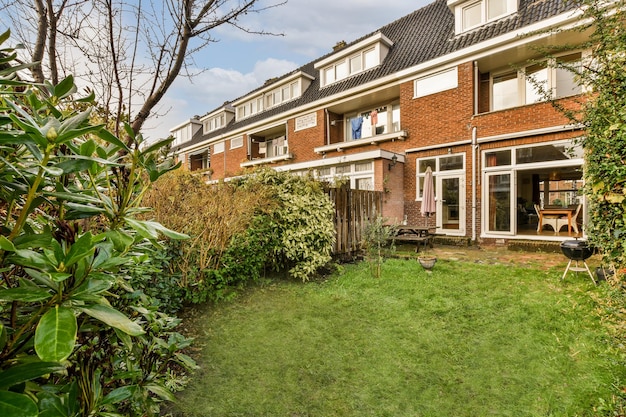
<box><xmin>170</xmin><ymin>0</ymin><xmax>591</xmax><ymax>244</ymax></box>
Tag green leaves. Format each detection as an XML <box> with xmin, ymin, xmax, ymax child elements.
<box><xmin>0</xmin><ymin>36</ymin><xmax>187</xmax><ymax>416</ymax></box>
<box><xmin>0</xmin><ymin>286</ymin><xmax>51</xmax><ymax>302</ymax></box>
<box><xmin>64</xmin><ymin>232</ymin><xmax>95</xmax><ymax>268</ymax></box>
<box><xmin>0</xmin><ymin>362</ymin><xmax>65</xmax><ymax>389</ymax></box>
<box><xmin>0</xmin><ymin>391</ymin><xmax>38</xmax><ymax>417</ymax></box>
<box><xmin>35</xmin><ymin>306</ymin><xmax>77</xmax><ymax>362</ymax></box>
<box><xmin>126</xmin><ymin>218</ymin><xmax>189</xmax><ymax>241</ymax></box>
<box><xmin>79</xmin><ymin>304</ymin><xmax>145</xmax><ymax>336</ymax></box>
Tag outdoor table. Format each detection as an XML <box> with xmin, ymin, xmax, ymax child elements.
<box><xmin>394</xmin><ymin>226</ymin><xmax>434</xmax><ymax>252</ymax></box>
<box><xmin>538</xmin><ymin>207</ymin><xmax>576</xmax><ymax>235</ymax></box>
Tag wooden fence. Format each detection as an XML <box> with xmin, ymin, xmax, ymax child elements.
<box><xmin>326</xmin><ymin>186</ymin><xmax>383</xmax><ymax>258</ymax></box>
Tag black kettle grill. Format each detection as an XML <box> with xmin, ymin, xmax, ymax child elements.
<box><xmin>560</xmin><ymin>240</ymin><xmax>596</xmax><ymax>284</ymax></box>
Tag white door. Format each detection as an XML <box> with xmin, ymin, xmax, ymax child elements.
<box><xmin>436</xmin><ymin>174</ymin><xmax>465</xmax><ymax>235</ymax></box>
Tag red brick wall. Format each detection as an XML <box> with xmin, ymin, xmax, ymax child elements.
<box><xmin>399</xmin><ymin>62</ymin><xmax>475</xmax><ymax>228</ymax></box>
<box><xmin>287</xmin><ymin>111</ymin><xmax>326</xmax><ymax>164</ymax></box>
<box><xmin>471</xmin><ymin>97</ymin><xmax>580</xmax><ymax>137</ymax></box>
<box><xmin>210</xmin><ymin>144</ymin><xmax>225</xmax><ymax>178</ymax></box>
<box><xmin>400</xmin><ymin>62</ymin><xmax>475</xmax><ymax>148</ymax></box>
<box><xmin>192</xmin><ymin>58</ymin><xmax>585</xmax><ymax>243</ymax></box>
<box><xmin>377</xmin><ymin>159</ymin><xmax>404</xmax><ymax>223</ymax></box>
<box><xmin>225</xmin><ymin>139</ymin><xmax>248</xmax><ymax>178</ymax></box>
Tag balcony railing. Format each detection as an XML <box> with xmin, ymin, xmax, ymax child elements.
<box><xmin>240</xmin><ymin>153</ymin><xmax>294</xmax><ymax>168</ymax></box>
<box><xmin>314</xmin><ymin>130</ymin><xmax>407</xmax><ymax>154</ymax></box>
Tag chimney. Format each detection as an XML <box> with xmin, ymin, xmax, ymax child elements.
<box><xmin>333</xmin><ymin>40</ymin><xmax>347</xmax><ymax>52</ymax></box>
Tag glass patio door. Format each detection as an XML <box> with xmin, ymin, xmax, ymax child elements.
<box><xmin>485</xmin><ymin>171</ymin><xmax>514</xmax><ymax>234</ymax></box>
<box><xmin>437</xmin><ymin>175</ymin><xmax>465</xmax><ymax>234</ymax></box>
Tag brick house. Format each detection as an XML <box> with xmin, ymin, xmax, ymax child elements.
<box><xmin>171</xmin><ymin>0</ymin><xmax>590</xmax><ymax>245</ymax></box>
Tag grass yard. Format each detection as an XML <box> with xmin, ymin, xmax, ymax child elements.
<box><xmin>170</xmin><ymin>256</ymin><xmax>625</xmax><ymax>417</ymax></box>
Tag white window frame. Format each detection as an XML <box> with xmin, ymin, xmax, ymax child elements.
<box><xmin>491</xmin><ymin>52</ymin><xmax>583</xmax><ymax>111</ymax></box>
<box><xmin>415</xmin><ymin>154</ymin><xmax>466</xmax><ymax>201</ymax></box>
<box><xmin>213</xmin><ymin>141</ymin><xmax>225</xmax><ymax>154</ymax></box>
<box><xmin>452</xmin><ymin>0</ymin><xmax>517</xmax><ymax>34</ymax></box>
<box><xmin>315</xmin><ymin>34</ymin><xmax>392</xmax><ymax>88</ymax></box>
<box><xmin>342</xmin><ymin>101</ymin><xmax>401</xmax><ymax>141</ymax></box>
<box><xmin>315</xmin><ymin>162</ymin><xmax>375</xmax><ymax>190</ymax></box>
<box><xmin>322</xmin><ymin>47</ymin><xmax>381</xmax><ymax>87</ymax></box>
<box><xmin>230</xmin><ymin>136</ymin><xmax>243</xmax><ymax>149</ymax></box>
<box><xmin>414</xmin><ymin>67</ymin><xmax>459</xmax><ymax>98</ymax></box>
<box><xmin>480</xmin><ymin>140</ymin><xmax>584</xmax><ymax>238</ymax></box>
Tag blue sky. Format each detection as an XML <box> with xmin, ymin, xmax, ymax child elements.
<box><xmin>144</xmin><ymin>0</ymin><xmax>434</xmax><ymax>141</ymax></box>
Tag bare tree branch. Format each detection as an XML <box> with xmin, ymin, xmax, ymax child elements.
<box><xmin>1</xmin><ymin>0</ymin><xmax>287</xmax><ymax>141</ymax></box>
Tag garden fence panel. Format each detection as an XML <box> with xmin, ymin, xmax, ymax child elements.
<box><xmin>326</xmin><ymin>186</ymin><xmax>383</xmax><ymax>259</ymax></box>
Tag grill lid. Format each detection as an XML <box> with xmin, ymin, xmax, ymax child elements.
<box><xmin>560</xmin><ymin>240</ymin><xmax>593</xmax><ymax>260</ymax></box>
<box><xmin>560</xmin><ymin>240</ymin><xmax>589</xmax><ymax>249</ymax></box>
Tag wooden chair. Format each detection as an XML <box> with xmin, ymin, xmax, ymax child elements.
<box><xmin>556</xmin><ymin>204</ymin><xmax>582</xmax><ymax>234</ymax></box>
<box><xmin>535</xmin><ymin>203</ymin><xmax>560</xmax><ymax>233</ymax></box>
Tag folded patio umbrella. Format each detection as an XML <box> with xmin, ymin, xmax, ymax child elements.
<box><xmin>421</xmin><ymin>166</ymin><xmax>436</xmax><ymax>217</ymax></box>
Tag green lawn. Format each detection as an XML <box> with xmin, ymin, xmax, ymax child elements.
<box><xmin>170</xmin><ymin>257</ymin><xmax>624</xmax><ymax>417</ymax></box>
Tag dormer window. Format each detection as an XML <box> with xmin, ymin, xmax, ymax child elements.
<box><xmin>201</xmin><ymin>107</ymin><xmax>234</xmax><ymax>134</ymax></box>
<box><xmin>448</xmin><ymin>0</ymin><xmax>517</xmax><ymax>34</ymax></box>
<box><xmin>170</xmin><ymin>118</ymin><xmax>201</xmax><ymax>147</ymax></box>
<box><xmin>203</xmin><ymin>114</ymin><xmax>224</xmax><ymax>133</ymax></box>
<box><xmin>233</xmin><ymin>72</ymin><xmax>313</xmax><ymax>121</ymax></box>
<box><xmin>315</xmin><ymin>33</ymin><xmax>392</xmax><ymax>88</ymax></box>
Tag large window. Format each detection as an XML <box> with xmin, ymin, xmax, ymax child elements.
<box><xmin>189</xmin><ymin>149</ymin><xmax>210</xmax><ymax>171</ymax></box>
<box><xmin>265</xmin><ymin>136</ymin><xmax>288</xmax><ymax>158</ymax></box>
<box><xmin>462</xmin><ymin>2</ymin><xmax>482</xmax><ymax>31</ymax></box>
<box><xmin>316</xmin><ymin>33</ymin><xmax>392</xmax><ymax>87</ymax></box>
<box><xmin>492</xmin><ymin>72</ymin><xmax>518</xmax><ymax>110</ymax></box>
<box><xmin>491</xmin><ymin>53</ymin><xmax>582</xmax><ymax>111</ymax></box>
<box><xmin>248</xmin><ymin>125</ymin><xmax>289</xmax><ymax>162</ymax></box>
<box><xmin>203</xmin><ymin>114</ymin><xmax>225</xmax><ymax>134</ymax></box>
<box><xmin>482</xmin><ymin>140</ymin><xmax>584</xmax><ymax>237</ymax></box>
<box><xmin>416</xmin><ymin>154</ymin><xmax>464</xmax><ymax>200</ymax></box>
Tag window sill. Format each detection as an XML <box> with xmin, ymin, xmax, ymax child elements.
<box><xmin>240</xmin><ymin>153</ymin><xmax>294</xmax><ymax>167</ymax></box>
<box><xmin>314</xmin><ymin>130</ymin><xmax>407</xmax><ymax>154</ymax></box>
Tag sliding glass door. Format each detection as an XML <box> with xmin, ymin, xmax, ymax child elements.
<box><xmin>485</xmin><ymin>171</ymin><xmax>514</xmax><ymax>234</ymax></box>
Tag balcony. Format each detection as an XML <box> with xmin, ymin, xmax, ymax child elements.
<box><xmin>315</xmin><ymin>130</ymin><xmax>407</xmax><ymax>154</ymax></box>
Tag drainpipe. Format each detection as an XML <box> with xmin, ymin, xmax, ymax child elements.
<box><xmin>325</xmin><ymin>109</ymin><xmax>330</xmax><ymax>145</ymax></box>
<box><xmin>472</xmin><ymin>126</ymin><xmax>478</xmax><ymax>243</ymax></box>
<box><xmin>472</xmin><ymin>60</ymin><xmax>479</xmax><ymax>243</ymax></box>
<box><xmin>473</xmin><ymin>61</ymin><xmax>479</xmax><ymax>115</ymax></box>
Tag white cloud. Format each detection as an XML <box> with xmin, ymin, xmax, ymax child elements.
<box><xmin>221</xmin><ymin>0</ymin><xmax>431</xmax><ymax>58</ymax></box>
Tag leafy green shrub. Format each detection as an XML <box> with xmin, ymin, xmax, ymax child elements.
<box><xmin>0</xmin><ymin>31</ymin><xmax>194</xmax><ymax>416</ymax></box>
<box><xmin>127</xmin><ymin>244</ymin><xmax>185</xmax><ymax>314</ymax></box>
<box><xmin>538</xmin><ymin>1</ymin><xmax>626</xmax><ymax>277</ymax></box>
<box><xmin>236</xmin><ymin>168</ymin><xmax>336</xmax><ymax>281</ymax></box>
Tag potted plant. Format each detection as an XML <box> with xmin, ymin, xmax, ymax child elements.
<box><xmin>418</xmin><ymin>254</ymin><xmax>437</xmax><ymax>272</ymax></box>
<box><xmin>417</xmin><ymin>236</ymin><xmax>437</xmax><ymax>272</ymax></box>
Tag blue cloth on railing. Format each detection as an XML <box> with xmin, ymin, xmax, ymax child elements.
<box><xmin>351</xmin><ymin>117</ymin><xmax>363</xmax><ymax>139</ymax></box>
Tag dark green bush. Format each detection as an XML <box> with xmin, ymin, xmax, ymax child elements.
<box><xmin>0</xmin><ymin>31</ymin><xmax>194</xmax><ymax>416</ymax></box>
<box><xmin>234</xmin><ymin>168</ymin><xmax>336</xmax><ymax>281</ymax></box>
